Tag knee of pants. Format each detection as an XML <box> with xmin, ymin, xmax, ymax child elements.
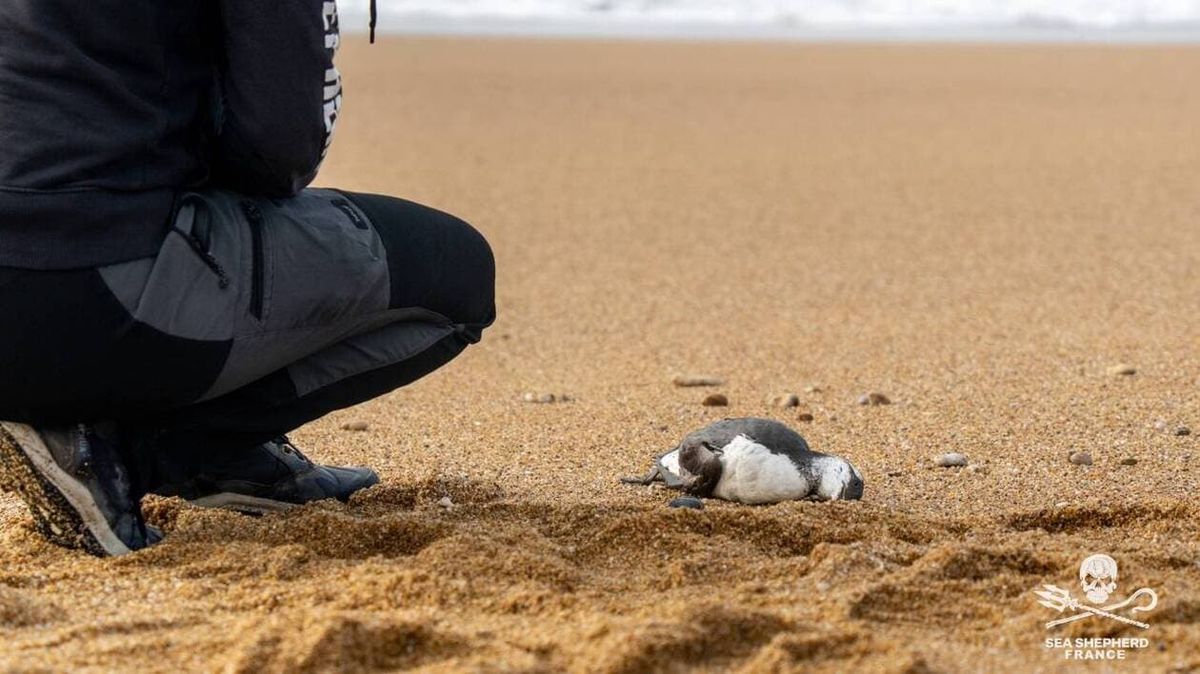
<box><xmin>441</xmin><ymin>213</ymin><xmax>497</xmax><ymax>329</ymax></box>
<box><xmin>340</xmin><ymin>191</ymin><xmax>496</xmax><ymax>329</ymax></box>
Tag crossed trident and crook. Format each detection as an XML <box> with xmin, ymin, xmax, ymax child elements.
<box><xmin>1034</xmin><ymin>585</ymin><xmax>1159</xmax><ymax>629</ymax></box>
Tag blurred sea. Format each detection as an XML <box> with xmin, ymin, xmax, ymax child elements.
<box><xmin>338</xmin><ymin>0</ymin><xmax>1200</xmax><ymax>41</ymax></box>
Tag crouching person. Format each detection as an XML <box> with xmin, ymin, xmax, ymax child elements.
<box><xmin>0</xmin><ymin>0</ymin><xmax>495</xmax><ymax>555</ymax></box>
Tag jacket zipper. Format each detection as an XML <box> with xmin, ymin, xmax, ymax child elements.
<box><xmin>240</xmin><ymin>200</ymin><xmax>265</xmax><ymax>319</ymax></box>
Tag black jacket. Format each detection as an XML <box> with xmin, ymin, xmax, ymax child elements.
<box><xmin>0</xmin><ymin>0</ymin><xmax>342</xmax><ymax>269</ymax></box>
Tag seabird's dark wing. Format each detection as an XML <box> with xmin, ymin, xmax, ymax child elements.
<box><xmin>687</xmin><ymin>418</ymin><xmax>813</xmax><ymax>464</ymax></box>
<box><xmin>678</xmin><ymin>422</ymin><xmax>742</xmax><ymax>452</ymax></box>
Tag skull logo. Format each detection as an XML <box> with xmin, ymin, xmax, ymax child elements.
<box><xmin>1079</xmin><ymin>553</ymin><xmax>1119</xmax><ymax>604</ymax></box>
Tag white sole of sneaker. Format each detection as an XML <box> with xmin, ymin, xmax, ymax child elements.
<box><xmin>0</xmin><ymin>422</ymin><xmax>132</xmax><ymax>557</ymax></box>
<box><xmin>187</xmin><ymin>492</ymin><xmax>298</xmax><ymax>514</ymax></box>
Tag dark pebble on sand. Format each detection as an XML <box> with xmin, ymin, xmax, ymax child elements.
<box><xmin>1177</xmin><ymin>426</ymin><xmax>1192</xmax><ymax>436</ymax></box>
<box><xmin>341</xmin><ymin>421</ymin><xmax>369</xmax><ymax>432</ymax></box>
<box><xmin>702</xmin><ymin>393</ymin><xmax>729</xmax><ymax>407</ymax></box>
<box><xmin>797</xmin><ymin>412</ymin><xmax>815</xmax><ymax>422</ymax></box>
<box><xmin>1120</xmin><ymin>457</ymin><xmax>1139</xmax><ymax>466</ymax></box>
<box><xmin>857</xmin><ymin>392</ymin><xmax>891</xmax><ymax>406</ymax></box>
<box><xmin>669</xmin><ymin>497</ymin><xmax>704</xmax><ymax>510</ymax></box>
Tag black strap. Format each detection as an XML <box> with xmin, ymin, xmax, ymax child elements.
<box><xmin>369</xmin><ymin>0</ymin><xmax>377</xmax><ymax>43</ymax></box>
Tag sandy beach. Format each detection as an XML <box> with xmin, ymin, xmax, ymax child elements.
<box><xmin>2</xmin><ymin>39</ymin><xmax>1199</xmax><ymax>672</ymax></box>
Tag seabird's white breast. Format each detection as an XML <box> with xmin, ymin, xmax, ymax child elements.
<box><xmin>712</xmin><ymin>435</ymin><xmax>809</xmax><ymax>505</ymax></box>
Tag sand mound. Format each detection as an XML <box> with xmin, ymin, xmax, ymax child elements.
<box><xmin>587</xmin><ymin>605</ymin><xmax>791</xmax><ymax>674</ymax></box>
<box><xmin>222</xmin><ymin>612</ymin><xmax>464</xmax><ymax>674</ymax></box>
<box><xmin>0</xmin><ymin>586</ymin><xmax>58</xmax><ymax>628</ymax></box>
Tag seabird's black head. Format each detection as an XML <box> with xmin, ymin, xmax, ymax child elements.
<box><xmin>843</xmin><ymin>468</ymin><xmax>864</xmax><ymax>500</ymax></box>
<box><xmin>809</xmin><ymin>453</ymin><xmax>865</xmax><ymax>501</ymax></box>
<box><xmin>677</xmin><ymin>440</ymin><xmax>723</xmax><ymax>497</ymax></box>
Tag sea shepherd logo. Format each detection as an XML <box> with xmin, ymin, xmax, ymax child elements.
<box><xmin>1035</xmin><ymin>553</ymin><xmax>1159</xmax><ymax>661</ymax></box>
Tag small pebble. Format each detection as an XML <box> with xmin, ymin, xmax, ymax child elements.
<box><xmin>341</xmin><ymin>421</ymin><xmax>369</xmax><ymax>432</ymax></box>
<box><xmin>1068</xmin><ymin>451</ymin><xmax>1093</xmax><ymax>466</ymax></box>
<box><xmin>935</xmin><ymin>453</ymin><xmax>968</xmax><ymax>467</ymax></box>
<box><xmin>797</xmin><ymin>412</ymin><xmax>815</xmax><ymax>422</ymax></box>
<box><xmin>857</xmin><ymin>392</ymin><xmax>891</xmax><ymax>406</ymax></box>
<box><xmin>521</xmin><ymin>392</ymin><xmax>558</xmax><ymax>404</ymax></box>
<box><xmin>966</xmin><ymin>464</ymin><xmax>987</xmax><ymax>474</ymax></box>
<box><xmin>668</xmin><ymin>497</ymin><xmax>704</xmax><ymax>510</ymax></box>
<box><xmin>1153</xmin><ymin>419</ymin><xmax>1169</xmax><ymax>431</ymax></box>
<box><xmin>805</xmin><ymin>385</ymin><xmax>823</xmax><ymax>393</ymax></box>
<box><xmin>438</xmin><ymin>496</ymin><xmax>454</xmax><ymax>509</ymax></box>
<box><xmin>673</xmin><ymin>375</ymin><xmax>723</xmax><ymax>387</ymax></box>
<box><xmin>1120</xmin><ymin>457</ymin><xmax>1139</xmax><ymax>466</ymax></box>
<box><xmin>702</xmin><ymin>393</ymin><xmax>729</xmax><ymax>407</ymax></box>
<box><xmin>1177</xmin><ymin>426</ymin><xmax>1192</xmax><ymax>437</ymax></box>
<box><xmin>886</xmin><ymin>470</ymin><xmax>903</xmax><ymax>477</ymax></box>
<box><xmin>769</xmin><ymin>393</ymin><xmax>800</xmax><ymax>408</ymax></box>
<box><xmin>1107</xmin><ymin>363</ymin><xmax>1137</xmax><ymax>376</ymax></box>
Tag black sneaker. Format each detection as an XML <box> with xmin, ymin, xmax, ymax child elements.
<box><xmin>0</xmin><ymin>421</ymin><xmax>157</xmax><ymax>557</ymax></box>
<box><xmin>153</xmin><ymin>437</ymin><xmax>379</xmax><ymax>513</ymax></box>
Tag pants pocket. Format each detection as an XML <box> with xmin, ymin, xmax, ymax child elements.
<box><xmin>236</xmin><ymin>189</ymin><xmax>391</xmax><ymax>336</ymax></box>
<box><xmin>173</xmin><ymin>194</ymin><xmax>231</xmax><ymax>291</ymax></box>
<box><xmin>97</xmin><ymin>194</ymin><xmax>239</xmax><ymax>344</ymax></box>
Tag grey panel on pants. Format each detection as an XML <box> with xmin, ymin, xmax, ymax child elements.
<box><xmin>98</xmin><ymin>187</ymin><xmax>455</xmax><ymax>402</ymax></box>
<box><xmin>202</xmin><ymin>189</ymin><xmax>400</xmax><ymax>399</ymax></box>
<box><xmin>286</xmin><ymin>317</ymin><xmax>456</xmax><ymax>398</ymax></box>
<box><xmin>99</xmin><ymin>199</ymin><xmax>238</xmax><ymax>342</ymax></box>
<box><xmin>233</xmin><ymin>189</ymin><xmax>389</xmax><ymax>335</ymax></box>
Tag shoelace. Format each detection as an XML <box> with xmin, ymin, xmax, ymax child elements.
<box><xmin>274</xmin><ymin>436</ymin><xmax>314</xmax><ymax>465</ymax></box>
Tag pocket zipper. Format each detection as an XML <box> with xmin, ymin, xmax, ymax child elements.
<box><xmin>240</xmin><ymin>200</ymin><xmax>266</xmax><ymax>319</ymax></box>
<box><xmin>171</xmin><ymin>197</ymin><xmax>229</xmax><ymax>289</ymax></box>
<box><xmin>175</xmin><ymin>229</ymin><xmax>231</xmax><ymax>290</ymax></box>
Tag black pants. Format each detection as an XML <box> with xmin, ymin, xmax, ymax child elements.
<box><xmin>0</xmin><ymin>189</ymin><xmax>495</xmax><ymax>492</ymax></box>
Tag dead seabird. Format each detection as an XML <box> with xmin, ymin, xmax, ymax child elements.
<box><xmin>622</xmin><ymin>418</ymin><xmax>864</xmax><ymax>504</ymax></box>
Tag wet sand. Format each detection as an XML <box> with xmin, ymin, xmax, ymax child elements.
<box><xmin>2</xmin><ymin>39</ymin><xmax>1199</xmax><ymax>672</ymax></box>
